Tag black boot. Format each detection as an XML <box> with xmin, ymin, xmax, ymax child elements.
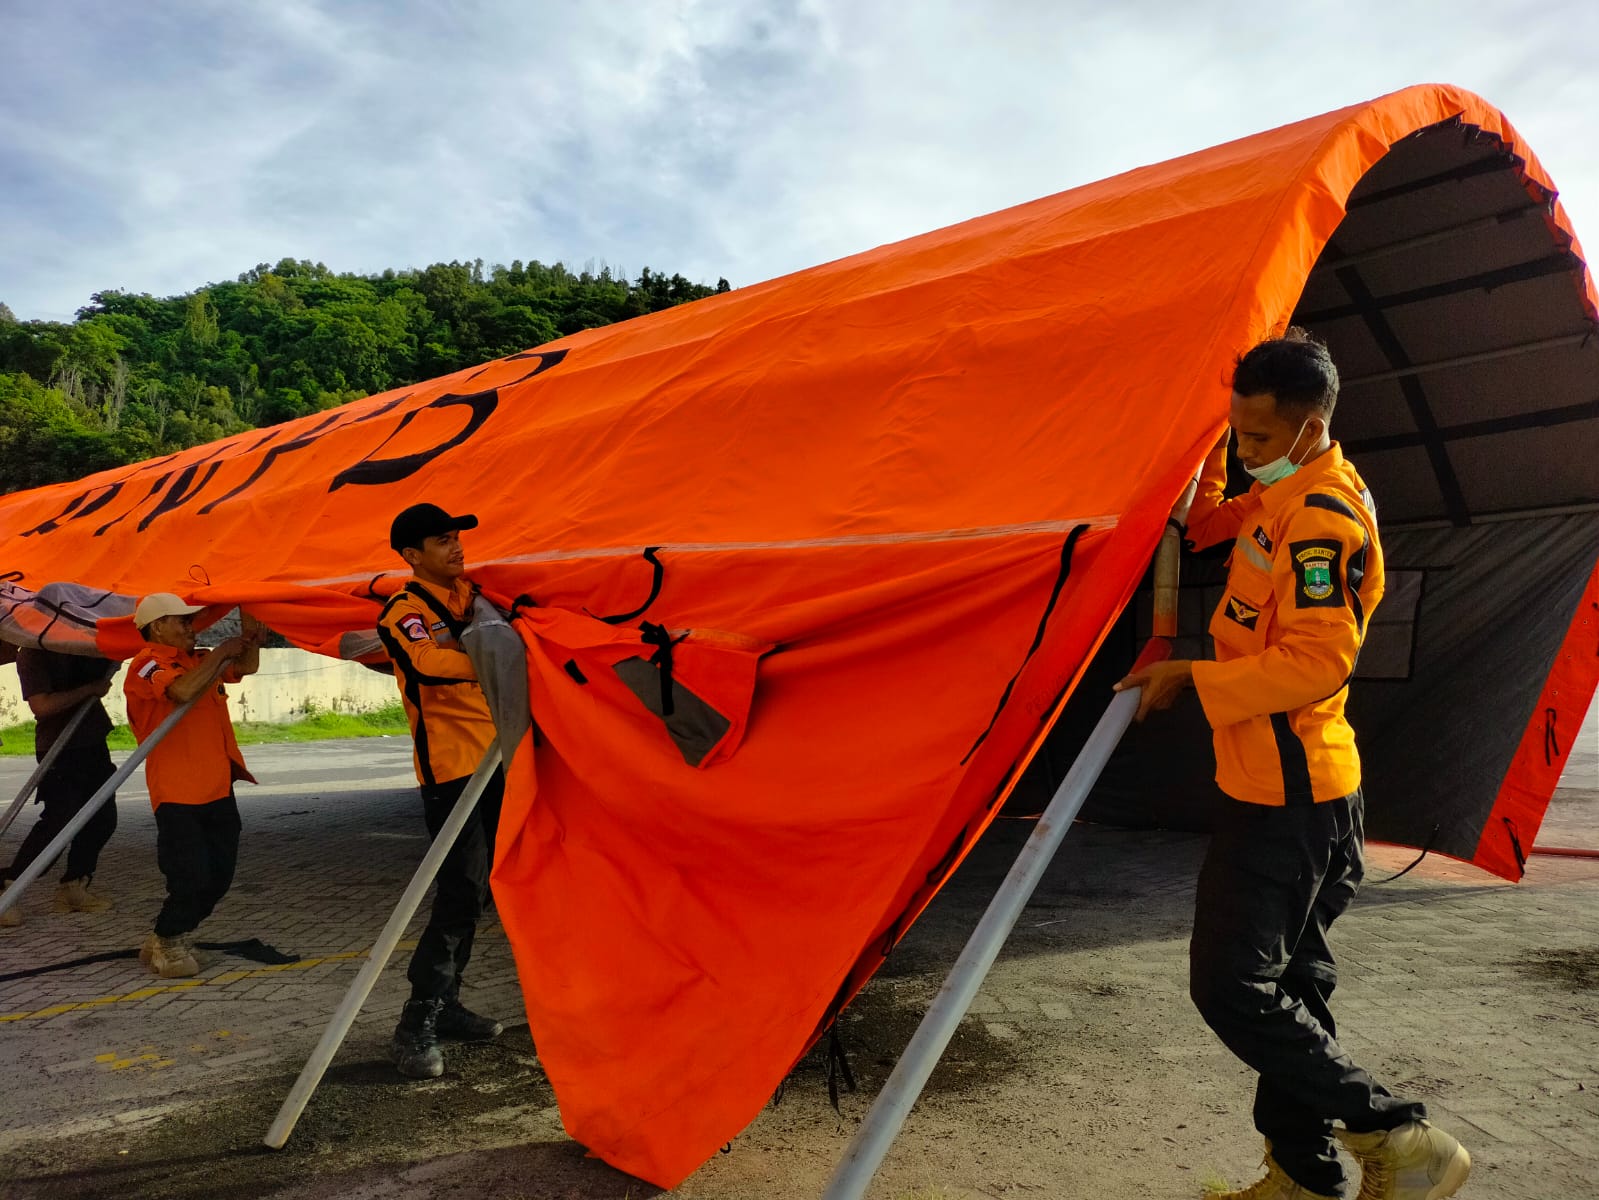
<box><xmin>391</xmin><ymin>997</ymin><xmax>445</xmax><ymax>1078</ymax></box>
<box><xmin>436</xmin><ymin>993</ymin><xmax>504</xmax><ymax>1041</ymax></box>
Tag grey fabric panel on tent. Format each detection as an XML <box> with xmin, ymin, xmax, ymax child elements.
<box><xmin>1049</xmin><ymin>515</ymin><xmax>1599</xmax><ymax>860</ymax></box>
<box><xmin>461</xmin><ymin>594</ymin><xmax>531</xmax><ymax>753</ymax></box>
<box><xmin>0</xmin><ymin>580</ymin><xmax>135</xmax><ymax>654</ymax></box>
<box><xmin>1350</xmin><ymin>516</ymin><xmax>1599</xmax><ymax>858</ymax></box>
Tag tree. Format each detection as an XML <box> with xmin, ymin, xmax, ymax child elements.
<box><xmin>1</xmin><ymin>252</ymin><xmax>729</xmax><ymax>493</ymax></box>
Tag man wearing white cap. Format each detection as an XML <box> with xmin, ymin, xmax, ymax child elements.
<box><xmin>123</xmin><ymin>594</ymin><xmax>266</xmax><ymax>978</ymax></box>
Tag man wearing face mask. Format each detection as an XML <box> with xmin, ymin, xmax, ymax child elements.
<box><xmin>1117</xmin><ymin>330</ymin><xmax>1469</xmax><ymax>1200</ymax></box>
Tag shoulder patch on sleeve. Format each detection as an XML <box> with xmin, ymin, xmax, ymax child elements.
<box><xmin>399</xmin><ymin>614</ymin><xmax>430</xmax><ymax>642</ymax></box>
<box><xmin>137</xmin><ymin>658</ymin><xmax>161</xmax><ymax>679</ymax></box>
<box><xmin>1224</xmin><ymin>595</ymin><xmax>1261</xmax><ymax>630</ymax></box>
<box><xmin>1291</xmin><ymin>539</ymin><xmax>1345</xmax><ymax>608</ymax></box>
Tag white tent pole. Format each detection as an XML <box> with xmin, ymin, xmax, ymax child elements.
<box><xmin>0</xmin><ymin>695</ymin><xmax>196</xmax><ymax>915</ymax></box>
<box><xmin>819</xmin><ymin>646</ymin><xmax>1166</xmax><ymax>1200</ymax></box>
<box><xmin>0</xmin><ymin>699</ymin><xmax>98</xmax><ymax>840</ymax></box>
<box><xmin>823</xmin><ymin>510</ymin><xmax>1190</xmax><ymax>1200</ymax></box>
<box><xmin>0</xmin><ymin>662</ymin><xmax>121</xmax><ymax>840</ymax></box>
<box><xmin>263</xmin><ymin>738</ymin><xmax>502</xmax><ymax>1150</ymax></box>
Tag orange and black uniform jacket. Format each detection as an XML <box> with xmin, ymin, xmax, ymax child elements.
<box><xmin>123</xmin><ymin>645</ymin><xmax>256</xmax><ymax>810</ymax></box>
<box><xmin>1187</xmin><ymin>441</ymin><xmax>1384</xmax><ymax>806</ymax></box>
<box><xmin>376</xmin><ymin>577</ymin><xmax>496</xmax><ymax>788</ymax></box>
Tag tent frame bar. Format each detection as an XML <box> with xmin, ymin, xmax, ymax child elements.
<box><xmin>263</xmin><ymin>739</ymin><xmax>502</xmax><ymax>1150</ymax></box>
<box><xmin>0</xmin><ymin>695</ymin><xmax>197</xmax><ymax>919</ymax></box>
<box><xmin>1310</xmin><ymin>204</ymin><xmax>1540</xmax><ymax>275</ymax></box>
<box><xmin>1382</xmin><ymin>501</ymin><xmax>1599</xmax><ymax>532</ymax></box>
<box><xmin>0</xmin><ymin>694</ymin><xmax>104</xmax><ymax>839</ymax></box>
<box><xmin>819</xmin><ymin>641</ymin><xmax>1169</xmax><ymax>1200</ymax></box>
<box><xmin>1297</xmin><ymin>251</ymin><xmax>1580</xmax><ymax>324</ymax></box>
<box><xmin>1340</xmin><ymin>333</ymin><xmax>1591</xmax><ymax>388</ymax></box>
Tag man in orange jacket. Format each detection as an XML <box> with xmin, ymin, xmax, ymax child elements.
<box><xmin>377</xmin><ymin>503</ymin><xmax>505</xmax><ymax>1079</ymax></box>
<box><xmin>1119</xmin><ymin>331</ymin><xmax>1469</xmax><ymax>1200</ymax></box>
<box><xmin>124</xmin><ymin>594</ymin><xmax>266</xmax><ymax>979</ymax></box>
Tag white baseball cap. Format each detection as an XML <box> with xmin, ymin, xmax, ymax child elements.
<box><xmin>133</xmin><ymin>593</ymin><xmax>205</xmax><ymax>629</ymax></box>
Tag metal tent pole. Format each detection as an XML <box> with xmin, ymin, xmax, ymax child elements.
<box><xmin>0</xmin><ymin>695</ymin><xmax>197</xmax><ymax>917</ymax></box>
<box><xmin>819</xmin><ymin>640</ymin><xmax>1169</xmax><ymax>1200</ymax></box>
<box><xmin>263</xmin><ymin>738</ymin><xmax>502</xmax><ymax>1150</ymax></box>
<box><xmin>0</xmin><ymin>662</ymin><xmax>121</xmax><ymax>840</ymax></box>
<box><xmin>822</xmin><ymin>511</ymin><xmax>1190</xmax><ymax>1200</ymax></box>
<box><xmin>0</xmin><ymin>700</ymin><xmax>98</xmax><ymax>840</ymax></box>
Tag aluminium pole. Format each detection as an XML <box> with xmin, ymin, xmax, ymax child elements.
<box><xmin>0</xmin><ymin>661</ymin><xmax>122</xmax><ymax>840</ymax></box>
<box><xmin>263</xmin><ymin>738</ymin><xmax>502</xmax><ymax>1150</ymax></box>
<box><xmin>819</xmin><ymin>639</ymin><xmax>1169</xmax><ymax>1200</ymax></box>
<box><xmin>0</xmin><ymin>694</ymin><xmax>198</xmax><ymax>918</ymax></box>
<box><xmin>821</xmin><ymin>511</ymin><xmax>1190</xmax><ymax>1200</ymax></box>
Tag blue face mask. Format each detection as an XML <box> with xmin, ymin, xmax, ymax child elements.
<box><xmin>1245</xmin><ymin>419</ymin><xmax>1316</xmax><ymax>486</ymax></box>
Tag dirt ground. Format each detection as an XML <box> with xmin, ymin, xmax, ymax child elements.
<box><xmin>2</xmin><ymin>730</ymin><xmax>1596</xmax><ymax>1200</ymax></box>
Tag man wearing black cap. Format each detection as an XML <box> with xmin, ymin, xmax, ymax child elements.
<box><xmin>378</xmin><ymin>503</ymin><xmax>506</xmax><ymax>1078</ymax></box>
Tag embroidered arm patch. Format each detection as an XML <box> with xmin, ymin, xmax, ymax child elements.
<box><xmin>1224</xmin><ymin>595</ymin><xmax>1260</xmax><ymax>630</ymax></box>
<box><xmin>399</xmin><ymin>614</ymin><xmax>430</xmax><ymax>642</ymax></box>
<box><xmin>1290</xmin><ymin>539</ymin><xmax>1345</xmax><ymax>609</ymax></box>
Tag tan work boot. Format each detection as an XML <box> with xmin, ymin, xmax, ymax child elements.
<box><xmin>54</xmin><ymin>878</ymin><xmax>113</xmax><ymax>913</ymax></box>
<box><xmin>1336</xmin><ymin>1121</ymin><xmax>1471</xmax><ymax>1200</ymax></box>
<box><xmin>0</xmin><ymin>881</ymin><xmax>22</xmax><ymax>928</ymax></box>
<box><xmin>147</xmin><ymin>935</ymin><xmax>200</xmax><ymax>979</ymax></box>
<box><xmin>1207</xmin><ymin>1150</ymin><xmax>1338</xmax><ymax>1200</ymax></box>
<box><xmin>138</xmin><ymin>931</ymin><xmax>161</xmax><ymax>967</ymax></box>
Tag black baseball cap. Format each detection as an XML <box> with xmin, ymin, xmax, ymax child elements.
<box><xmin>389</xmin><ymin>503</ymin><xmax>479</xmax><ymax>552</ymax></box>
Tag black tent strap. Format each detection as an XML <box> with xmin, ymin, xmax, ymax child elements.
<box><xmin>1298</xmin><ymin>252</ymin><xmax>1582</xmax><ymax>325</ymax></box>
<box><xmin>1370</xmin><ymin>823</ymin><xmax>1439</xmax><ymax>885</ymax></box>
<box><xmin>638</xmin><ymin>621</ymin><xmax>678</xmax><ymax>717</ymax></box>
<box><xmin>1346</xmin><ymin>396</ymin><xmax>1599</xmax><ymax>454</ymax></box>
<box><xmin>1502</xmin><ymin>817</ymin><xmax>1529</xmax><ymax>877</ymax></box>
<box><xmin>593</xmin><ymin>547</ymin><xmax>665</xmax><ymax>625</ymax></box>
<box><xmin>960</xmin><ymin>524</ymin><xmax>1089</xmax><ymax>766</ymax></box>
<box><xmin>825</xmin><ymin>1025</ymin><xmax>857</xmax><ymax>1112</ymax></box>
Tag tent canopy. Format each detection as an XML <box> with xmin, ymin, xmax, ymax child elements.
<box><xmin>2</xmin><ymin>84</ymin><xmax>1596</xmax><ymax>1186</ymax></box>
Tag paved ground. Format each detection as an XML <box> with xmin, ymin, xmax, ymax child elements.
<box><xmin>0</xmin><ymin>701</ymin><xmax>1594</xmax><ymax>1200</ymax></box>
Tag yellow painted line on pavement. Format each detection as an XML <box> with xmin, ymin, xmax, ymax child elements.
<box><xmin>0</xmin><ymin>941</ymin><xmax>418</xmax><ymax>1023</ymax></box>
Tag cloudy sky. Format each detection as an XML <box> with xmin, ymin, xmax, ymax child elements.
<box><xmin>2</xmin><ymin>0</ymin><xmax>1595</xmax><ymax>322</ymax></box>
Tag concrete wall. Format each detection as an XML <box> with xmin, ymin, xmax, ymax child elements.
<box><xmin>1</xmin><ymin>648</ymin><xmax>399</xmax><ymax>728</ymax></box>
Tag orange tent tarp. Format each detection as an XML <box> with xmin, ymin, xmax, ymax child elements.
<box><xmin>2</xmin><ymin>84</ymin><xmax>1596</xmax><ymax>1185</ymax></box>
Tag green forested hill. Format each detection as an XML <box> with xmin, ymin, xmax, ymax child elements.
<box><xmin>0</xmin><ymin>258</ymin><xmax>729</xmax><ymax>493</ymax></box>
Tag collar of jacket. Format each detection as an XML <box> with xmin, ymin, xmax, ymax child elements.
<box><xmin>1254</xmin><ymin>440</ymin><xmax>1350</xmax><ymax>519</ymax></box>
<box><xmin>141</xmin><ymin>642</ymin><xmax>201</xmax><ymax>667</ymax></box>
<box><xmin>408</xmin><ymin>574</ymin><xmax>475</xmax><ymax>617</ymax></box>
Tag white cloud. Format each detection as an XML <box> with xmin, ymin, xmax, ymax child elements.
<box><xmin>1</xmin><ymin>0</ymin><xmax>1595</xmax><ymax>321</ymax></box>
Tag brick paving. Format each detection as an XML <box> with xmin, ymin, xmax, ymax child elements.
<box><xmin>0</xmin><ymin>699</ymin><xmax>1594</xmax><ymax>1198</ymax></box>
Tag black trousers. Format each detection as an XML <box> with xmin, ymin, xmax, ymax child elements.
<box><xmin>153</xmin><ymin>794</ymin><xmax>241</xmax><ymax>937</ymax></box>
<box><xmin>406</xmin><ymin>767</ymin><xmax>504</xmax><ymax>1003</ymax></box>
<box><xmin>3</xmin><ymin>742</ymin><xmax>118</xmax><ymax>884</ymax></box>
<box><xmin>1189</xmin><ymin>790</ymin><xmax>1426</xmax><ymax>1196</ymax></box>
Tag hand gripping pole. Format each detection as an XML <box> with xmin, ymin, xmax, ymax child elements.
<box><xmin>0</xmin><ymin>694</ymin><xmax>197</xmax><ymax>918</ymax></box>
<box><xmin>263</xmin><ymin>738</ymin><xmax>502</xmax><ymax>1150</ymax></box>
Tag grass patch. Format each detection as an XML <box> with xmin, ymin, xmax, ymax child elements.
<box><xmin>0</xmin><ymin>701</ymin><xmax>410</xmax><ymax>758</ymax></box>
